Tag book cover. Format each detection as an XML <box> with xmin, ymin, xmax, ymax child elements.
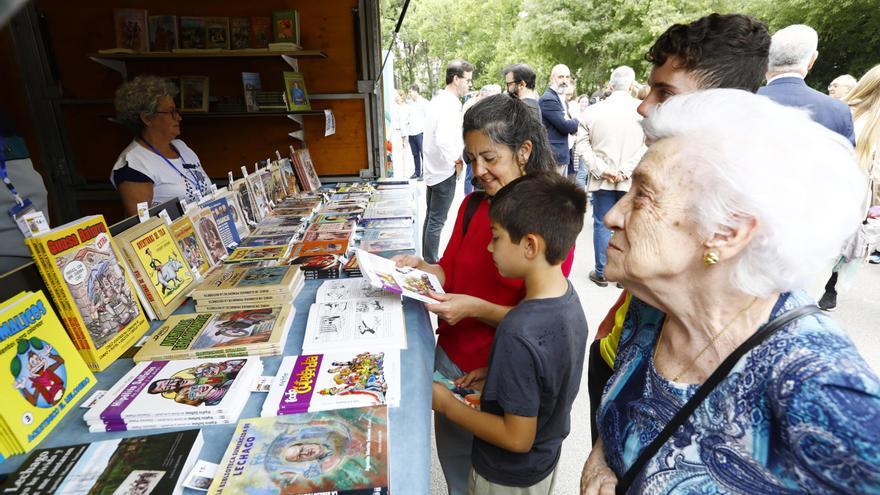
<box><xmin>148</xmin><ymin>15</ymin><xmax>178</xmax><ymax>51</ymax></box>
<box><xmin>258</xmin><ymin>169</ymin><xmax>279</xmax><ymax>208</ymax></box>
<box><xmin>270</xmin><ymin>164</ymin><xmax>288</xmax><ymax>203</ymax></box>
<box><xmin>360</xmin><ymin>238</ymin><xmax>416</xmax><ymax>254</ymax></box>
<box><xmin>26</xmin><ymin>215</ymin><xmax>149</xmax><ymax>370</ymax></box>
<box><xmin>296</xmin><ymin>148</ymin><xmax>322</xmax><ymax>192</ymax></box>
<box><xmin>284</xmin><ymin>254</ymin><xmax>341</xmax><ymax>279</ymax></box>
<box><xmin>0</xmin><ymin>291</ymin><xmax>95</xmax><ymax>455</ymax></box>
<box><xmin>225</xmin><ymin>246</ymin><xmax>290</xmax><ymax>264</ymax></box>
<box><xmin>189</xmin><ymin>207</ymin><xmax>228</xmax><ymax>265</ymax></box>
<box><xmin>230</xmin><ymin>17</ymin><xmax>250</xmax><ymax>49</ymax></box>
<box><xmin>357</xmin><ymin>249</ymin><xmax>444</xmax><ymax>304</ymax></box>
<box><xmin>283</xmin><ymin>71</ymin><xmax>311</xmax><ymax>112</ymax></box>
<box><xmin>279</xmin><ymin>157</ymin><xmax>301</xmax><ymax>196</ymax></box>
<box><xmin>134</xmin><ymin>306</ymin><xmax>292</xmax><ymax>362</ymax></box>
<box><xmin>359</xmin><ymin>217</ymin><xmax>414</xmax><ymax>229</ymax></box>
<box><xmin>314</xmin><ymin>213</ymin><xmax>360</xmax><ymax>224</ymax></box>
<box><xmin>179</xmin><ymin>16</ymin><xmax>207</xmax><ymax>49</ymax></box>
<box><xmin>291</xmin><ymin>240</ymin><xmax>349</xmax><ymax>257</ymax></box>
<box><xmin>272</xmin><ymin>10</ymin><xmax>299</xmax><ymax>44</ymax></box>
<box><xmin>192</xmin><ymin>265</ymin><xmax>300</xmax><ymax>299</ymax></box>
<box><xmin>306</xmin><ymin>221</ymin><xmax>356</xmax><ymax>234</ymax></box>
<box><xmin>114</xmin><ymin>9</ymin><xmax>148</xmax><ymax>52</ymax></box>
<box><xmin>180</xmin><ymin>76</ymin><xmax>210</xmax><ymax>112</ymax></box>
<box><xmin>252</xmin><ymin>225</ymin><xmax>303</xmax><ymax>237</ymax></box>
<box><xmin>205</xmin><ymin>17</ymin><xmax>230</xmax><ymax>49</ymax></box>
<box><xmin>246</xmin><ymin>172</ymin><xmax>272</xmax><ymax>219</ymax></box>
<box><xmin>249</xmin><ymin>16</ymin><xmax>272</xmax><ymax>49</ymax></box>
<box><xmin>241</xmin><ymin>72</ymin><xmax>262</xmax><ymax>112</ymax></box>
<box><xmin>0</xmin><ymin>430</ymin><xmax>203</xmax><ymax>495</ymax></box>
<box><xmin>218</xmin><ymin>189</ymin><xmax>251</xmax><ymax>239</ymax></box>
<box><xmin>303</xmin><ymin>228</ymin><xmax>353</xmax><ymax>244</ymax></box>
<box><xmin>231</xmin><ymin>178</ymin><xmax>261</xmax><ymax>225</ymax></box>
<box><xmin>208</xmin><ymin>407</ymin><xmax>388</xmax><ymax>494</ymax></box>
<box><xmin>170</xmin><ymin>215</ymin><xmax>212</xmax><ymax>276</ymax></box>
<box><xmin>302</xmin><ymin>297</ymin><xmax>406</xmax><ymax>353</ymax></box>
<box><xmin>114</xmin><ymin>217</ymin><xmax>196</xmax><ymax>320</ymax></box>
<box><xmin>202</xmin><ymin>197</ymin><xmax>242</xmax><ymax>254</ymax></box>
<box><xmin>315</xmin><ymin>278</ymin><xmax>387</xmax><ymax>301</ymax></box>
<box><xmin>240</xmin><ymin>234</ymin><xmax>295</xmax><ymax>248</ymax></box>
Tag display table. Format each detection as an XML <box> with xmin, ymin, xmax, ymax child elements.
<box><xmin>0</xmin><ymin>279</ymin><xmax>435</xmax><ymax>494</ymax></box>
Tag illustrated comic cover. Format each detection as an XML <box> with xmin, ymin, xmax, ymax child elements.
<box><xmin>295</xmin><ymin>149</ymin><xmax>322</xmax><ymax>192</ymax></box>
<box><xmin>272</xmin><ymin>10</ymin><xmax>300</xmax><ymax>44</ymax></box>
<box><xmin>230</xmin><ymin>17</ymin><xmax>250</xmax><ymax>49</ymax></box>
<box><xmin>192</xmin><ymin>265</ymin><xmax>300</xmax><ymax>299</ymax></box>
<box><xmin>114</xmin><ymin>217</ymin><xmax>195</xmax><ymax>320</ymax></box>
<box><xmin>113</xmin><ymin>9</ymin><xmax>148</xmax><ymax>52</ymax></box>
<box><xmin>225</xmin><ymin>245</ymin><xmax>290</xmax><ymax>264</ymax></box>
<box><xmin>270</xmin><ymin>162</ymin><xmax>288</xmax><ymax>201</ymax></box>
<box><xmin>232</xmin><ymin>177</ymin><xmax>261</xmax><ymax>225</ymax></box>
<box><xmin>280</xmin><ymin>156</ymin><xmax>301</xmax><ymax>196</ymax></box>
<box><xmin>26</xmin><ymin>215</ymin><xmax>149</xmax><ymax>370</ymax></box>
<box><xmin>134</xmin><ymin>306</ymin><xmax>293</xmax><ymax>362</ymax></box>
<box><xmin>357</xmin><ymin>249</ymin><xmax>444</xmax><ymax>304</ymax></box>
<box><xmin>249</xmin><ymin>16</ymin><xmax>272</xmax><ymax>49</ymax></box>
<box><xmin>202</xmin><ymin>196</ymin><xmax>242</xmax><ymax>254</ymax></box>
<box><xmin>205</xmin><ymin>17</ymin><xmax>230</xmax><ymax>50</ymax></box>
<box><xmin>218</xmin><ymin>189</ymin><xmax>251</xmax><ymax>239</ymax></box>
<box><xmin>246</xmin><ymin>172</ymin><xmax>272</xmax><ymax>219</ymax></box>
<box><xmin>302</xmin><ymin>297</ymin><xmax>406</xmax><ymax>353</ymax></box>
<box><xmin>148</xmin><ymin>15</ymin><xmax>178</xmax><ymax>51</ymax></box>
<box><xmin>258</xmin><ymin>169</ymin><xmax>279</xmax><ymax>208</ymax></box>
<box><xmin>189</xmin><ymin>207</ymin><xmax>228</xmax><ymax>265</ymax></box>
<box><xmin>179</xmin><ymin>16</ymin><xmax>207</xmax><ymax>50</ymax></box>
<box><xmin>0</xmin><ymin>291</ymin><xmax>95</xmax><ymax>456</ymax></box>
<box><xmin>208</xmin><ymin>407</ymin><xmax>388</xmax><ymax>494</ymax></box>
<box><xmin>0</xmin><ymin>430</ymin><xmax>203</xmax><ymax>495</ymax></box>
<box><xmin>170</xmin><ymin>215</ymin><xmax>212</xmax><ymax>276</ymax></box>
<box><xmin>240</xmin><ymin>233</ymin><xmax>295</xmax><ymax>248</ymax></box>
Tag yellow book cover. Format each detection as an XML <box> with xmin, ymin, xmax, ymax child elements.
<box><xmin>116</xmin><ymin>217</ymin><xmax>196</xmax><ymax>320</ymax></box>
<box><xmin>26</xmin><ymin>215</ymin><xmax>149</xmax><ymax>371</ymax></box>
<box><xmin>0</xmin><ymin>290</ymin><xmax>96</xmax><ymax>454</ymax></box>
<box><xmin>224</xmin><ymin>245</ymin><xmax>289</xmax><ymax>263</ymax></box>
<box><xmin>170</xmin><ymin>215</ymin><xmax>212</xmax><ymax>276</ymax></box>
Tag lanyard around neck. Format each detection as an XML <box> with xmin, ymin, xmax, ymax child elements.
<box><xmin>0</xmin><ymin>136</ymin><xmax>24</xmax><ymax>206</ymax></box>
<box><xmin>141</xmin><ymin>138</ymin><xmax>205</xmax><ymax>196</ymax></box>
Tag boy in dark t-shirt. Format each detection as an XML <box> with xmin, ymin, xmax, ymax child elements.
<box><xmin>431</xmin><ymin>172</ymin><xmax>588</xmax><ymax>493</ymax></box>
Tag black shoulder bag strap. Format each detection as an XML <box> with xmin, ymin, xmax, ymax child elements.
<box><xmin>461</xmin><ymin>191</ymin><xmax>486</xmax><ymax>237</ymax></box>
<box><xmin>615</xmin><ymin>303</ymin><xmax>821</xmax><ymax>494</ymax></box>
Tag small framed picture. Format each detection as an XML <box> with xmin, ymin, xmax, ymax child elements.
<box><xmin>180</xmin><ymin>76</ymin><xmax>209</xmax><ymax>113</ymax></box>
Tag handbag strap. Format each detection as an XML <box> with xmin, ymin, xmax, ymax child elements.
<box><xmin>616</xmin><ymin>303</ymin><xmax>821</xmax><ymax>494</ymax></box>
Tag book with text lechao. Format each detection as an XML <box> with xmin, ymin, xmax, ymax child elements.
<box><xmin>26</xmin><ymin>215</ymin><xmax>149</xmax><ymax>370</ymax></box>
<box><xmin>0</xmin><ymin>290</ymin><xmax>96</xmax><ymax>458</ymax></box>
<box><xmin>208</xmin><ymin>406</ymin><xmax>388</xmax><ymax>495</ymax></box>
<box><xmin>0</xmin><ymin>430</ymin><xmax>203</xmax><ymax>495</ymax></box>
<box><xmin>114</xmin><ymin>217</ymin><xmax>196</xmax><ymax>320</ymax></box>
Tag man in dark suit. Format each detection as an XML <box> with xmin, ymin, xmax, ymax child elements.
<box><xmin>757</xmin><ymin>24</ymin><xmax>855</xmax><ymax>145</ymax></box>
<box><xmin>539</xmin><ymin>64</ymin><xmax>579</xmax><ymax>174</ymax></box>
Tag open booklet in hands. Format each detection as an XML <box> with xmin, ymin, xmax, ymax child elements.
<box><xmin>356</xmin><ymin>249</ymin><xmax>445</xmax><ymax>304</ymax></box>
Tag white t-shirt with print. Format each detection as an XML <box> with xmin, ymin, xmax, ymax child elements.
<box><xmin>110</xmin><ymin>139</ymin><xmax>212</xmax><ymax>206</ymax></box>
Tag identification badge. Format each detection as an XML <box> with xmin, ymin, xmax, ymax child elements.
<box><xmin>137</xmin><ymin>202</ymin><xmax>150</xmax><ymax>223</ymax></box>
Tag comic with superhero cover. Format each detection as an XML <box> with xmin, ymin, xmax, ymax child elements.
<box><xmin>208</xmin><ymin>406</ymin><xmax>388</xmax><ymax>495</ymax></box>
<box><xmin>84</xmin><ymin>357</ymin><xmax>262</xmax><ymax>431</ymax></box>
<box><xmin>0</xmin><ymin>430</ymin><xmax>203</xmax><ymax>495</ymax></box>
<box><xmin>134</xmin><ymin>306</ymin><xmax>294</xmax><ymax>362</ymax></box>
<box><xmin>261</xmin><ymin>350</ymin><xmax>400</xmax><ymax>417</ymax></box>
<box><xmin>170</xmin><ymin>215</ymin><xmax>211</xmax><ymax>276</ymax></box>
<box><xmin>114</xmin><ymin>217</ymin><xmax>196</xmax><ymax>320</ymax></box>
<box><xmin>0</xmin><ymin>291</ymin><xmax>95</xmax><ymax>457</ymax></box>
<box><xmin>26</xmin><ymin>215</ymin><xmax>149</xmax><ymax>370</ymax></box>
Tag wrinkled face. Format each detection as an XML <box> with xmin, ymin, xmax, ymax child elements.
<box><xmin>550</xmin><ymin>67</ymin><xmax>571</xmax><ymax>91</ymax></box>
<box><xmin>637</xmin><ymin>56</ymin><xmax>702</xmax><ymax>117</ymax></box>
<box><xmin>827</xmin><ymin>81</ymin><xmax>853</xmax><ymax>100</ymax></box>
<box><xmin>463</xmin><ymin>130</ymin><xmax>527</xmax><ymax>196</ymax></box>
<box><xmin>488</xmin><ymin>223</ymin><xmax>526</xmax><ymax>278</ymax></box>
<box><xmin>603</xmin><ymin>138</ymin><xmax>704</xmax><ymax>288</ymax></box>
<box><xmin>284</xmin><ymin>443</ymin><xmax>326</xmax><ymax>462</ymax></box>
<box><xmin>147</xmin><ymin>95</ymin><xmax>182</xmax><ymax>139</ymax></box>
<box><xmin>453</xmin><ymin>71</ymin><xmax>473</xmax><ymax>98</ymax></box>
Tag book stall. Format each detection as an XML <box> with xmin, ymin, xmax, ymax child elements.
<box><xmin>0</xmin><ymin>150</ymin><xmax>434</xmax><ymax>494</ymax></box>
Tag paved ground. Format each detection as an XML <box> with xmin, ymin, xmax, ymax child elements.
<box><xmin>393</xmin><ymin>148</ymin><xmax>880</xmax><ymax>495</ymax></box>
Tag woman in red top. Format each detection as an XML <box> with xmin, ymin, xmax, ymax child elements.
<box><xmin>395</xmin><ymin>95</ymin><xmax>576</xmax><ymax>494</ymax></box>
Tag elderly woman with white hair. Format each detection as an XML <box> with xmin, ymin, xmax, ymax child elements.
<box><xmin>580</xmin><ymin>90</ymin><xmax>880</xmax><ymax>495</ymax></box>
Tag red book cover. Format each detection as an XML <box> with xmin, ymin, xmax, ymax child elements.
<box><xmin>249</xmin><ymin>16</ymin><xmax>272</xmax><ymax>49</ymax></box>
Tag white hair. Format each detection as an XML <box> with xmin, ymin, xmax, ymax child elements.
<box><xmin>480</xmin><ymin>84</ymin><xmax>502</xmax><ymax>96</ymax></box>
<box><xmin>768</xmin><ymin>24</ymin><xmax>818</xmax><ymax>72</ymax></box>
<box><xmin>643</xmin><ymin>89</ymin><xmax>865</xmax><ymax>296</ymax></box>
<box><xmin>610</xmin><ymin>66</ymin><xmax>635</xmax><ymax>91</ymax></box>
<box><xmin>831</xmin><ymin>74</ymin><xmax>857</xmax><ymax>88</ymax></box>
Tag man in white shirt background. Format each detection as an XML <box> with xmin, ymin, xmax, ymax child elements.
<box><xmin>406</xmin><ymin>84</ymin><xmax>429</xmax><ymax>179</ymax></box>
<box><xmin>422</xmin><ymin>59</ymin><xmax>473</xmax><ymax>264</ymax></box>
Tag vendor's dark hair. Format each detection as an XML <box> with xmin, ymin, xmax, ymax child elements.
<box><xmin>462</xmin><ymin>94</ymin><xmax>555</xmax><ymax>174</ymax></box>
<box><xmin>502</xmin><ymin>63</ymin><xmax>537</xmax><ymax>89</ymax></box>
<box><xmin>489</xmin><ymin>172</ymin><xmax>586</xmax><ymax>264</ymax></box>
<box><xmin>646</xmin><ymin>13</ymin><xmax>770</xmax><ymax>93</ymax></box>
<box><xmin>445</xmin><ymin>59</ymin><xmax>474</xmax><ymax>85</ymax></box>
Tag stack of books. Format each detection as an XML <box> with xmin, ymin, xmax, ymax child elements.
<box><xmin>190</xmin><ymin>264</ymin><xmax>304</xmax><ymax>312</ymax></box>
<box><xmin>84</xmin><ymin>356</ymin><xmax>263</xmax><ymax>432</ymax></box>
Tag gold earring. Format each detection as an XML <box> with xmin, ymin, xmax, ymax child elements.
<box><xmin>703</xmin><ymin>248</ymin><xmax>720</xmax><ymax>265</ymax></box>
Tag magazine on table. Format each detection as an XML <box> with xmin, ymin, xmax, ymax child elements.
<box><xmin>357</xmin><ymin>249</ymin><xmax>444</xmax><ymax>304</ymax></box>
<box><xmin>302</xmin><ymin>296</ymin><xmax>406</xmax><ymax>354</ymax></box>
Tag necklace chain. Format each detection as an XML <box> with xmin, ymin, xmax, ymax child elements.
<box><xmin>656</xmin><ymin>297</ymin><xmax>759</xmax><ymax>382</ymax></box>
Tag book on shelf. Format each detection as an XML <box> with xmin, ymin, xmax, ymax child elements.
<box><xmin>113</xmin><ymin>8</ymin><xmax>148</xmax><ymax>52</ymax></box>
<box><xmin>230</xmin><ymin>17</ymin><xmax>250</xmax><ymax>49</ymax></box>
<box><xmin>170</xmin><ymin>215</ymin><xmax>212</xmax><ymax>276</ymax></box>
<box><xmin>272</xmin><ymin>10</ymin><xmax>300</xmax><ymax>45</ymax></box>
<box><xmin>205</xmin><ymin>16</ymin><xmax>230</xmax><ymax>50</ymax></box>
<box><xmin>357</xmin><ymin>248</ymin><xmax>445</xmax><ymax>304</ymax></box>
<box><xmin>201</xmin><ymin>196</ymin><xmax>242</xmax><ymax>253</ymax></box>
<box><xmin>0</xmin><ymin>290</ymin><xmax>96</xmax><ymax>458</ymax></box>
<box><xmin>249</xmin><ymin>16</ymin><xmax>272</xmax><ymax>49</ymax></box>
<box><xmin>25</xmin><ymin>215</ymin><xmax>149</xmax><ymax>370</ymax></box>
<box><xmin>84</xmin><ymin>356</ymin><xmax>263</xmax><ymax>432</ymax></box>
<box><xmin>148</xmin><ymin>15</ymin><xmax>178</xmax><ymax>52</ymax></box>
<box><xmin>180</xmin><ymin>75</ymin><xmax>210</xmax><ymax>112</ymax></box>
<box><xmin>188</xmin><ymin>207</ymin><xmax>228</xmax><ymax>265</ymax></box>
<box><xmin>254</xmin><ymin>90</ymin><xmax>287</xmax><ymax>111</ymax></box>
<box><xmin>262</xmin><ymin>349</ymin><xmax>400</xmax><ymax>417</ymax></box>
<box><xmin>225</xmin><ymin>245</ymin><xmax>291</xmax><ymax>264</ymax></box>
<box><xmin>302</xmin><ymin>294</ymin><xmax>406</xmax><ymax>354</ymax></box>
<box><xmin>231</xmin><ymin>177</ymin><xmax>262</xmax><ymax>225</ymax></box>
<box><xmin>0</xmin><ymin>430</ymin><xmax>203</xmax><ymax>495</ymax></box>
<box><xmin>113</xmin><ymin>217</ymin><xmax>196</xmax><ymax>320</ymax></box>
<box><xmin>179</xmin><ymin>16</ymin><xmax>207</xmax><ymax>50</ymax></box>
<box><xmin>241</xmin><ymin>72</ymin><xmax>261</xmax><ymax>112</ymax></box>
<box><xmin>283</xmin><ymin>71</ymin><xmax>311</xmax><ymax>112</ymax></box>
<box><xmin>208</xmin><ymin>406</ymin><xmax>388</xmax><ymax>494</ymax></box>
<box><xmin>134</xmin><ymin>306</ymin><xmax>294</xmax><ymax>362</ymax></box>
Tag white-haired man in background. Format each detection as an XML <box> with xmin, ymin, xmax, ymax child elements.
<box><xmin>828</xmin><ymin>74</ymin><xmax>857</xmax><ymax>100</ymax></box>
<box><xmin>757</xmin><ymin>24</ymin><xmax>855</xmax><ymax>145</ymax></box>
<box><xmin>576</xmin><ymin>65</ymin><xmax>646</xmax><ymax>287</ymax></box>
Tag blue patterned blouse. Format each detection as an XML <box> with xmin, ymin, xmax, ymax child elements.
<box><xmin>598</xmin><ymin>291</ymin><xmax>880</xmax><ymax>494</ymax></box>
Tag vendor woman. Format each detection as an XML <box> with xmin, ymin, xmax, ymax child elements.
<box><xmin>110</xmin><ymin>75</ymin><xmax>211</xmax><ymax>216</ymax></box>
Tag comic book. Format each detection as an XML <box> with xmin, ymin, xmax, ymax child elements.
<box><xmin>280</xmin><ymin>155</ymin><xmax>301</xmax><ymax>197</ymax></box>
<box><xmin>246</xmin><ymin>172</ymin><xmax>273</xmax><ymax>219</ymax></box>
<box><xmin>270</xmin><ymin>162</ymin><xmax>289</xmax><ymax>202</ymax></box>
<box><xmin>188</xmin><ymin>207</ymin><xmax>229</xmax><ymax>265</ymax></box>
<box><xmin>84</xmin><ymin>357</ymin><xmax>262</xmax><ymax>430</ymax></box>
<box><xmin>292</xmin><ymin>148</ymin><xmax>322</xmax><ymax>192</ymax></box>
<box><xmin>217</xmin><ymin>188</ymin><xmax>251</xmax><ymax>239</ymax></box>
<box><xmin>224</xmin><ymin>245</ymin><xmax>290</xmax><ymax>264</ymax></box>
<box><xmin>191</xmin><ymin>264</ymin><xmax>302</xmax><ymax>299</ymax></box>
<box><xmin>240</xmin><ymin>233</ymin><xmax>296</xmax><ymax>248</ymax></box>
<box><xmin>262</xmin><ymin>350</ymin><xmax>400</xmax><ymax>417</ymax></box>
<box><xmin>201</xmin><ymin>196</ymin><xmax>242</xmax><ymax>253</ymax></box>
<box><xmin>356</xmin><ymin>249</ymin><xmax>444</xmax><ymax>304</ymax></box>
<box><xmin>133</xmin><ymin>306</ymin><xmax>294</xmax><ymax>362</ymax></box>
<box><xmin>113</xmin><ymin>8</ymin><xmax>148</xmax><ymax>51</ymax></box>
<box><xmin>208</xmin><ymin>407</ymin><xmax>388</xmax><ymax>495</ymax></box>
<box><xmin>0</xmin><ymin>430</ymin><xmax>203</xmax><ymax>495</ymax></box>
<box><xmin>26</xmin><ymin>215</ymin><xmax>149</xmax><ymax>370</ymax></box>
<box><xmin>114</xmin><ymin>217</ymin><xmax>196</xmax><ymax>320</ymax></box>
<box><xmin>231</xmin><ymin>177</ymin><xmax>262</xmax><ymax>225</ymax></box>
<box><xmin>148</xmin><ymin>14</ymin><xmax>179</xmax><ymax>51</ymax></box>
<box><xmin>249</xmin><ymin>16</ymin><xmax>272</xmax><ymax>49</ymax></box>
<box><xmin>0</xmin><ymin>291</ymin><xmax>95</xmax><ymax>457</ymax></box>
<box><xmin>170</xmin><ymin>215</ymin><xmax>212</xmax><ymax>276</ymax></box>
<box><xmin>258</xmin><ymin>169</ymin><xmax>279</xmax><ymax>208</ymax></box>
<box><xmin>290</xmin><ymin>240</ymin><xmax>350</xmax><ymax>258</ymax></box>
<box><xmin>314</xmin><ymin>278</ymin><xmax>388</xmax><ymax>301</ymax></box>
<box><xmin>230</xmin><ymin>17</ymin><xmax>250</xmax><ymax>49</ymax></box>
<box><xmin>301</xmin><ymin>296</ymin><xmax>406</xmax><ymax>354</ymax></box>
<box><xmin>283</xmin><ymin>254</ymin><xmax>342</xmax><ymax>280</ymax></box>
<box><xmin>205</xmin><ymin>16</ymin><xmax>230</xmax><ymax>50</ymax></box>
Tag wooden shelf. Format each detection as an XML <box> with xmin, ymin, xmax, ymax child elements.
<box><xmin>88</xmin><ymin>49</ymin><xmax>327</xmax><ymax>60</ymax></box>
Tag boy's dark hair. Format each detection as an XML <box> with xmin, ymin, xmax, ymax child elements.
<box><xmin>463</xmin><ymin>94</ymin><xmax>556</xmax><ymax>176</ymax></box>
<box><xmin>445</xmin><ymin>59</ymin><xmax>474</xmax><ymax>85</ymax></box>
<box><xmin>489</xmin><ymin>172</ymin><xmax>586</xmax><ymax>265</ymax></box>
<box><xmin>502</xmin><ymin>63</ymin><xmax>537</xmax><ymax>90</ymax></box>
<box><xmin>646</xmin><ymin>13</ymin><xmax>770</xmax><ymax>93</ymax></box>
<box><xmin>409</xmin><ymin>84</ymin><xmax>420</xmax><ymax>93</ymax></box>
